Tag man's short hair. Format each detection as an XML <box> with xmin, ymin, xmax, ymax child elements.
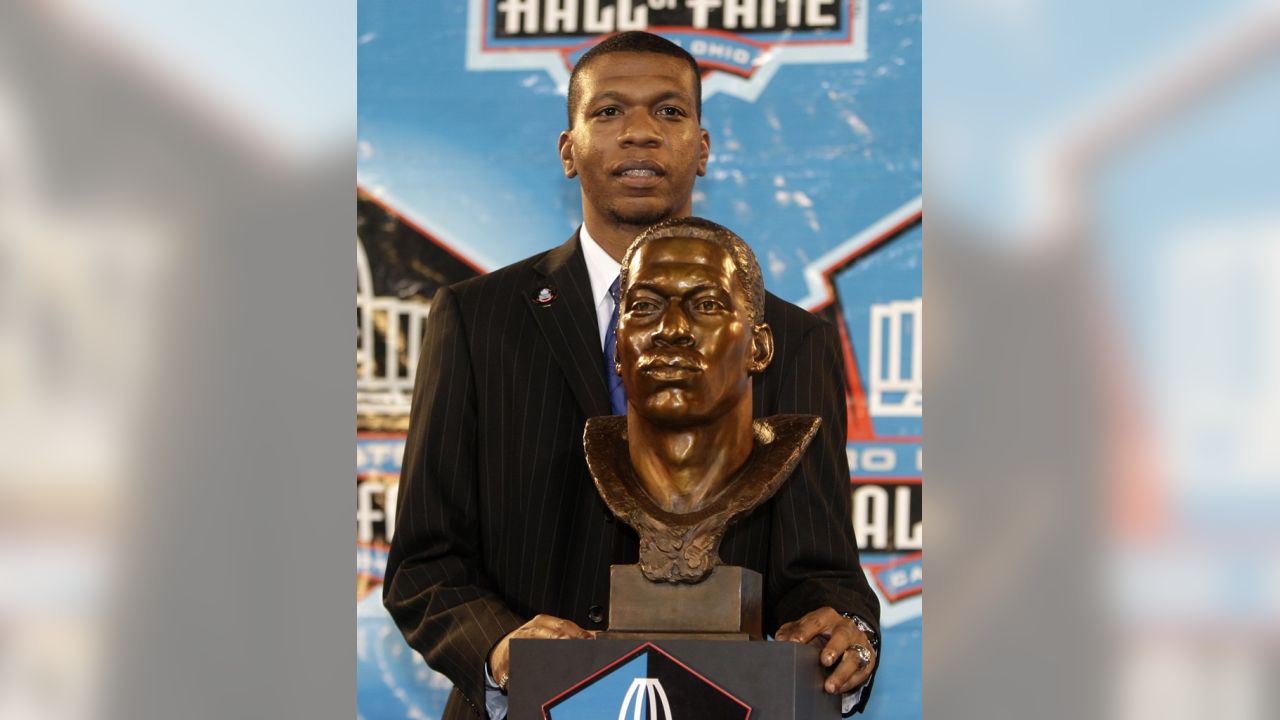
<box><xmin>566</xmin><ymin>31</ymin><xmax>702</xmax><ymax>128</ymax></box>
<box><xmin>620</xmin><ymin>217</ymin><xmax>766</xmax><ymax>325</ymax></box>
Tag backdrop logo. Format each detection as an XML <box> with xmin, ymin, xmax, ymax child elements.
<box><xmin>869</xmin><ymin>552</ymin><xmax>922</xmax><ymax>602</ymax></box>
<box><xmin>797</xmin><ymin>198</ymin><xmax>923</xmax><ymax>560</ymax></box>
<box><xmin>619</xmin><ymin>678</ymin><xmax>673</xmax><ymax>720</ymax></box>
<box><xmin>467</xmin><ymin>0</ymin><xmax>868</xmax><ymax>101</ymax></box>
<box><xmin>543</xmin><ymin>643</ymin><xmax>749</xmax><ymax>720</ymax></box>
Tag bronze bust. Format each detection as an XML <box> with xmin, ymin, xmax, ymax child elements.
<box><xmin>585</xmin><ymin>217</ymin><xmax>820</xmax><ymax>585</ymax></box>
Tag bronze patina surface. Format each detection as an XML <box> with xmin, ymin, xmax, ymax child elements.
<box><xmin>585</xmin><ymin>413</ymin><xmax>819</xmax><ymax>583</ymax></box>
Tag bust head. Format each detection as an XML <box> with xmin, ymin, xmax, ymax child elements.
<box><xmin>615</xmin><ymin>217</ymin><xmax>773</xmax><ymax>428</ymax></box>
<box><xmin>586</xmin><ymin>219</ymin><xmax>819</xmax><ymax>584</ymax></box>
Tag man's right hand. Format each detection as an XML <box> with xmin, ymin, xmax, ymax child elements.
<box><xmin>488</xmin><ymin>614</ymin><xmax>595</xmax><ymax>692</ymax></box>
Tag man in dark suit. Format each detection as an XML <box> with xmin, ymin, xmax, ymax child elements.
<box><xmin>383</xmin><ymin>32</ymin><xmax>880</xmax><ymax>719</ymax></box>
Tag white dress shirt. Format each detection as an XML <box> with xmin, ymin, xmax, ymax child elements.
<box><xmin>578</xmin><ymin>223</ymin><xmax>623</xmax><ymax>349</ymax></box>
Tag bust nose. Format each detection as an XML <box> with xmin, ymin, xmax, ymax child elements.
<box><xmin>654</xmin><ymin>303</ymin><xmax>693</xmax><ymax>346</ymax></box>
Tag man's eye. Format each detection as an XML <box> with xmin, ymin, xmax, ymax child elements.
<box><xmin>656</xmin><ymin>106</ymin><xmax>686</xmax><ymax>118</ymax></box>
<box><xmin>595</xmin><ymin>107</ymin><xmax>621</xmax><ymax>118</ymax></box>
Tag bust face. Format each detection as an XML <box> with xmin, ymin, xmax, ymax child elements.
<box><xmin>616</xmin><ymin>236</ymin><xmax>761</xmax><ymax>428</ymax></box>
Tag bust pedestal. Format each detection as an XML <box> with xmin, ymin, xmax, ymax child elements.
<box><xmin>600</xmin><ymin>564</ymin><xmax>763</xmax><ymax>640</ymax></box>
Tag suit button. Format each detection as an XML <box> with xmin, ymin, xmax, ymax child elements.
<box><xmin>588</xmin><ymin>605</ymin><xmax>604</xmax><ymax>624</ymax></box>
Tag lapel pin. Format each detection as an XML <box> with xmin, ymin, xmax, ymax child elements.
<box><xmin>532</xmin><ymin>286</ymin><xmax>558</xmax><ymax>305</ymax></box>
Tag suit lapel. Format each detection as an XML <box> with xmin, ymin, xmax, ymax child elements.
<box><xmin>527</xmin><ymin>233</ymin><xmax>613</xmax><ymax>419</ymax></box>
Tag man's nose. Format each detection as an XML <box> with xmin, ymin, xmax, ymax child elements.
<box><xmin>619</xmin><ymin>111</ymin><xmax>662</xmax><ymax>147</ymax></box>
<box><xmin>654</xmin><ymin>304</ymin><xmax>693</xmax><ymax>346</ymax></box>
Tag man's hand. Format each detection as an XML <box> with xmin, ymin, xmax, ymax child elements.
<box><xmin>775</xmin><ymin>607</ymin><xmax>877</xmax><ymax>695</ymax></box>
<box><xmin>488</xmin><ymin>615</ymin><xmax>595</xmax><ymax>692</ymax></box>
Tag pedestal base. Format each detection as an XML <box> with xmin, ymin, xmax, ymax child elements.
<box><xmin>509</xmin><ymin>638</ymin><xmax>839</xmax><ymax>720</ymax></box>
<box><xmin>608</xmin><ymin>564</ymin><xmax>763</xmax><ymax>639</ymax></box>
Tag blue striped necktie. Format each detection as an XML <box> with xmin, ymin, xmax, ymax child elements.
<box><xmin>603</xmin><ymin>276</ymin><xmax>627</xmax><ymax>415</ymax></box>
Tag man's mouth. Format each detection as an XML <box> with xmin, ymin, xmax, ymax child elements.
<box><xmin>614</xmin><ymin>160</ymin><xmax>665</xmax><ymax>188</ymax></box>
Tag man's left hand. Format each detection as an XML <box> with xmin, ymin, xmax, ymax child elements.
<box><xmin>775</xmin><ymin>607</ymin><xmax>877</xmax><ymax>695</ymax></box>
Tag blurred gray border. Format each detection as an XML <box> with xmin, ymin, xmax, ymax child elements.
<box><xmin>0</xmin><ymin>3</ymin><xmax>358</xmax><ymax>717</ymax></box>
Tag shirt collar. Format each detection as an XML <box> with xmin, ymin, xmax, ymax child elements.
<box><xmin>579</xmin><ymin>224</ymin><xmax>622</xmax><ymax>308</ymax></box>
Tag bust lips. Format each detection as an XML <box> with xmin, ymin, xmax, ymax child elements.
<box><xmin>636</xmin><ymin>353</ymin><xmax>703</xmax><ymax>382</ymax></box>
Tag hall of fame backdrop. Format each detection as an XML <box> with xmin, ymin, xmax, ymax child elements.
<box><xmin>356</xmin><ymin>2</ymin><xmax>920</xmax><ymax>717</ymax></box>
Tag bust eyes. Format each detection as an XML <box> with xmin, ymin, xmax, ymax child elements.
<box><xmin>626</xmin><ymin>296</ymin><xmax>727</xmax><ymax>316</ymax></box>
<box><xmin>693</xmin><ymin>298</ymin><xmax>725</xmax><ymax>313</ymax></box>
<box><xmin>628</xmin><ymin>298</ymin><xmax>661</xmax><ymax>314</ymax></box>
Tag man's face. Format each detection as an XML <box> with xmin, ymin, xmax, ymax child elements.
<box><xmin>559</xmin><ymin>53</ymin><xmax>710</xmax><ymax>229</ymax></box>
<box><xmin>617</xmin><ymin>237</ymin><xmax>771</xmax><ymax>427</ymax></box>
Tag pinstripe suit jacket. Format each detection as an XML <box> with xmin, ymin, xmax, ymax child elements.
<box><xmin>384</xmin><ymin>234</ymin><xmax>879</xmax><ymax>719</ymax></box>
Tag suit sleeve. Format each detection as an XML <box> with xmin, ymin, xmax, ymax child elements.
<box><xmin>766</xmin><ymin>318</ymin><xmax>882</xmax><ymax>713</ymax></box>
<box><xmin>383</xmin><ymin>286</ymin><xmax>525</xmax><ymax>716</ymax></box>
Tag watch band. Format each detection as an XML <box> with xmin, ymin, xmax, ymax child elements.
<box><xmin>841</xmin><ymin>612</ymin><xmax>880</xmax><ymax>650</ymax></box>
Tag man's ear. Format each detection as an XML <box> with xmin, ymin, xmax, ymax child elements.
<box><xmin>748</xmin><ymin>323</ymin><xmax>774</xmax><ymax>374</ymax></box>
<box><xmin>697</xmin><ymin>128</ymin><xmax>710</xmax><ymax>177</ymax></box>
<box><xmin>558</xmin><ymin>131</ymin><xmax>577</xmax><ymax>178</ymax></box>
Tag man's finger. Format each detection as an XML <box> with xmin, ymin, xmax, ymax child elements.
<box><xmin>819</xmin><ymin>625</ymin><xmax>861</xmax><ymax>667</ymax></box>
<box><xmin>776</xmin><ymin>613</ymin><xmax>830</xmax><ymax>644</ymax></box>
<box><xmin>774</xmin><ymin>620</ymin><xmax>798</xmax><ymax>642</ymax></box>
<box><xmin>521</xmin><ymin>615</ymin><xmax>591</xmax><ymax>640</ymax></box>
<box><xmin>823</xmin><ymin>647</ymin><xmax>876</xmax><ymax>694</ymax></box>
<box><xmin>548</xmin><ymin>618</ymin><xmax>593</xmax><ymax>639</ymax></box>
<box><xmin>536</xmin><ymin>624</ymin><xmax>573</xmax><ymax>640</ymax></box>
<box><xmin>802</xmin><ymin>611</ymin><xmax>846</xmax><ymax>643</ymax></box>
<box><xmin>516</xmin><ymin>623</ymin><xmax>564</xmax><ymax>640</ymax></box>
